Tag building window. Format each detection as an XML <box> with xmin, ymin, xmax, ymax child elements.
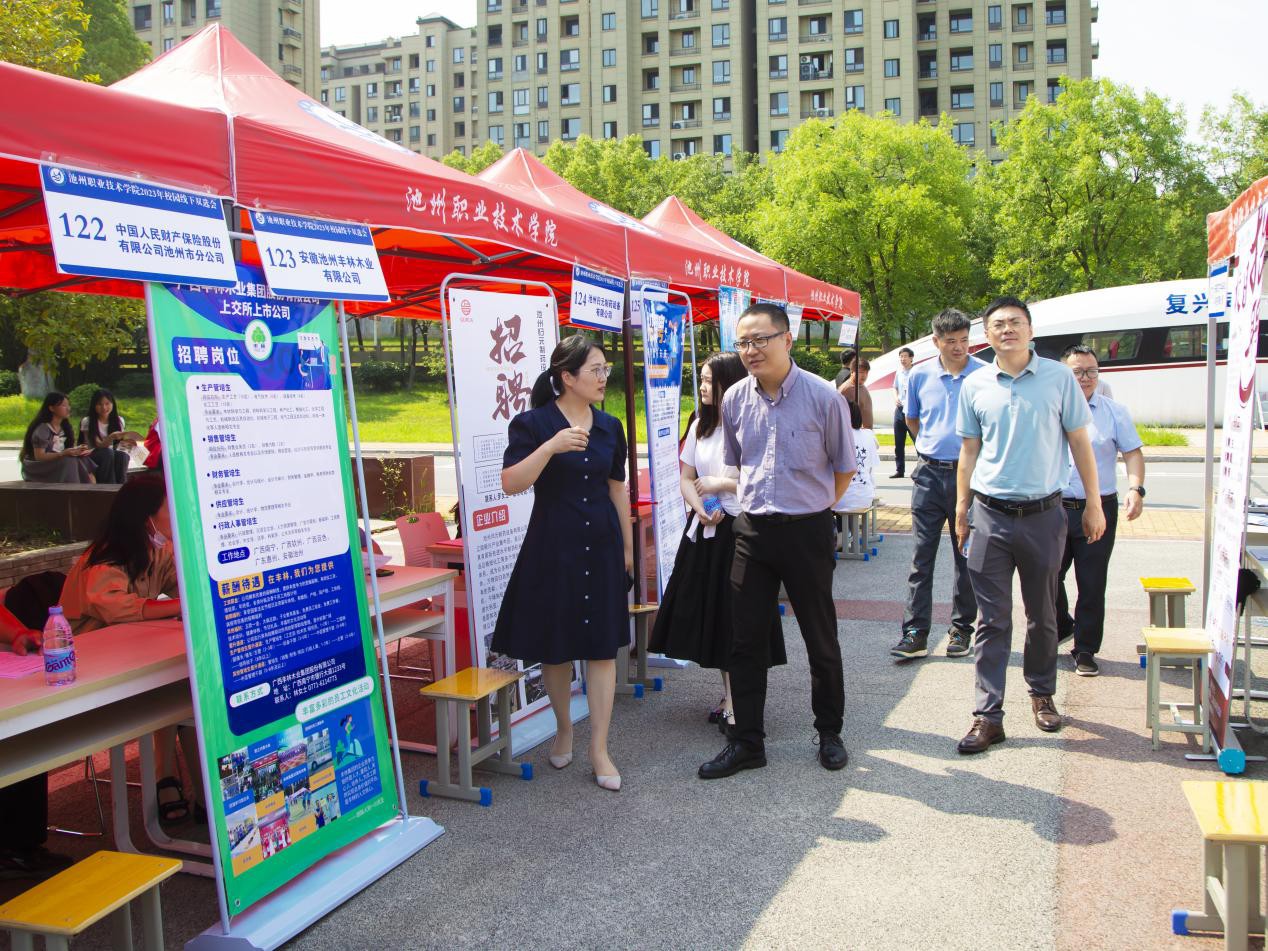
<box><xmin>768</xmin><ymin>54</ymin><xmax>787</xmax><ymax>79</ymax></box>
<box><xmin>488</xmin><ymin>57</ymin><xmax>502</xmax><ymax>79</ymax></box>
<box><xmin>1047</xmin><ymin>78</ymin><xmax>1061</xmax><ymax>102</ymax></box>
<box><xmin>949</xmin><ymin>10</ymin><xmax>973</xmax><ymax>33</ymax></box>
<box><xmin>713</xmin><ymin>96</ymin><xmax>730</xmax><ymax>119</ymax></box>
<box><xmin>1014</xmin><ymin>80</ymin><xmax>1033</xmax><ymax>107</ymax></box>
<box><xmin>455</xmin><ymin>121</ymin><xmax>466</xmax><ymax>137</ymax></box>
<box><xmin>513</xmin><ymin>87</ymin><xmax>530</xmax><ymax>114</ymax></box>
<box><xmin>645</xmin><ymin>68</ymin><xmax>660</xmax><ymax>90</ymax></box>
<box><xmin>989</xmin><ymin>43</ymin><xmax>1003</xmax><ymax>68</ymax></box>
<box><xmin>409</xmin><ymin>53</ymin><xmax>420</xmax><ymax>69</ymax></box>
<box><xmin>537</xmin><ymin>85</ymin><xmax>549</xmax><ymax>107</ymax></box>
<box><xmin>488</xmin><ymin>91</ymin><xmax>504</xmax><ymax>113</ymax></box>
<box><xmin>319</xmin><ymin>90</ymin><xmax>328</xmax><ymax>104</ymax></box>
<box><xmin>539</xmin><ymin>120</ymin><xmax>551</xmax><ymax>142</ymax></box>
<box><xmin>643</xmin><ymin>103</ymin><xmax>660</xmax><ymax>126</ymax></box>
<box><xmin>641</xmin><ymin>0</ymin><xmax>658</xmax><ymax>16</ymax></box>
<box><xmin>384</xmin><ymin>128</ymin><xmax>402</xmax><ymax>142</ymax></box>
<box><xmin>713</xmin><ymin>60</ymin><xmax>730</xmax><ymax>83</ymax></box>
<box><xmin>990</xmin><ymin>124</ymin><xmax>1000</xmax><ymax>147</ymax></box>
<box><xmin>951</xmin><ymin>86</ymin><xmax>974</xmax><ymax>109</ymax></box>
<box><xmin>560</xmin><ymin>82</ymin><xmax>580</xmax><ymax>105</ymax></box>
<box><xmin>768</xmin><ymin>17</ymin><xmax>787</xmax><ymax>40</ymax></box>
<box><xmin>714</xmin><ymin>133</ymin><xmax>732</xmax><ymax>155</ymax></box>
<box><xmin>950</xmin><ymin>48</ymin><xmax>973</xmax><ymax>71</ymax></box>
<box><xmin>603</xmin><ymin>84</ymin><xmax>617</xmax><ymax>102</ymax></box>
<box><xmin>602</xmin><ymin>11</ymin><xmax>616</xmax><ymax>29</ymax></box>
<box><xmin>604</xmin><ymin>121</ymin><xmax>618</xmax><ymax>138</ymax></box>
<box><xmin>453</xmin><ymin>48</ymin><xmax>464</xmax><ymax>65</ymax></box>
<box><xmin>917</xmin><ymin>12</ymin><xmax>936</xmax><ymax>41</ymax></box>
<box><xmin>161</xmin><ymin>0</ymin><xmax>173</xmax><ymax>24</ymax></box>
<box><xmin>334</xmin><ymin>86</ymin><xmax>346</xmax><ymax>102</ymax></box>
<box><xmin>160</xmin><ymin>36</ymin><xmax>174</xmax><ymax>51</ymax></box>
<box><xmin>712</xmin><ymin>23</ymin><xmax>730</xmax><ymax>46</ymax></box>
<box><xmin>515</xmin><ymin>122</ymin><xmax>531</xmax><ymax>147</ymax></box>
<box><xmin>1015</xmin><ymin>4</ymin><xmax>1031</xmax><ymax>27</ymax></box>
<box><xmin>562</xmin><ymin>15</ymin><xmax>580</xmax><ymax>36</ymax></box>
<box><xmin>427</xmin><ymin>83</ymin><xmax>436</xmax><ymax>96</ymax></box>
<box><xmin>1015</xmin><ymin>42</ymin><xmax>1031</xmax><ymax>65</ymax></box>
<box><xmin>770</xmin><ymin>129</ymin><xmax>788</xmax><ymax>152</ymax></box>
<box><xmin>603</xmin><ymin>48</ymin><xmax>617</xmax><ymax>66</ymax></box>
<box><xmin>491</xmin><ymin>125</ymin><xmax>505</xmax><ymax>146</ymax></box>
<box><xmin>410</xmin><ymin>101</ymin><xmax>421</xmax><ymax>117</ymax></box>
<box><xmin>409</xmin><ymin>125</ymin><xmax>420</xmax><ymax>143</ymax></box>
<box><xmin>366</xmin><ymin>106</ymin><xmax>378</xmax><ymax>122</ymax></box>
<box><xmin>488</xmin><ymin>25</ymin><xmax>502</xmax><ymax>46</ymax></box>
<box><xmin>645</xmin><ymin>139</ymin><xmax>662</xmax><ymax>159</ymax></box>
<box><xmin>769</xmin><ymin>92</ymin><xmax>788</xmax><ymax>116</ymax></box>
<box><xmin>409</xmin><ymin>77</ymin><xmax>421</xmax><ymax>93</ymax></box>
<box><xmin>681</xmin><ymin>30</ymin><xmax>696</xmax><ymax>48</ymax></box>
<box><xmin>1047</xmin><ymin>40</ymin><xmax>1067</xmax><ymax>64</ymax></box>
<box><xmin>205</xmin><ymin>0</ymin><xmax>220</xmax><ymax>17</ymax></box>
<box><xmin>845</xmin><ymin>84</ymin><xmax>864</xmax><ymax>110</ymax></box>
<box><xmin>711</xmin><ymin>0</ymin><xmax>729</xmax><ymax>8</ymax></box>
<box><xmin>514</xmin><ymin>54</ymin><xmax>528</xmax><ymax>74</ymax></box>
<box><xmin>883</xmin><ymin>19</ymin><xmax>898</xmax><ymax>39</ymax></box>
<box><xmin>453</xmin><ymin>96</ymin><xmax>464</xmax><ymax>112</ymax></box>
<box><xmin>537</xmin><ymin>17</ymin><xmax>548</xmax><ymax>39</ymax></box>
<box><xmin>989</xmin><ymin>81</ymin><xmax>1004</xmax><ymax>106</ymax></box>
<box><xmin>952</xmin><ymin>122</ymin><xmax>975</xmax><ymax>147</ymax></box>
<box><xmin>427</xmin><ymin>107</ymin><xmax>437</xmax><ymax>120</ymax></box>
<box><xmin>884</xmin><ymin>58</ymin><xmax>899</xmax><ymax>78</ymax></box>
<box><xmin>843</xmin><ymin>9</ymin><xmax>863</xmax><ymax>34</ymax></box>
<box><xmin>561</xmin><ymin>49</ymin><xmax>580</xmax><ymax>70</ymax></box>
<box><xmin>884</xmin><ymin>97</ymin><xmax>901</xmax><ymax>115</ymax></box>
<box><xmin>988</xmin><ymin>4</ymin><xmax>1002</xmax><ymax>29</ymax></box>
<box><xmin>1045</xmin><ymin>0</ymin><xmax>1066</xmax><ymax>25</ymax></box>
<box><xmin>918</xmin><ymin>50</ymin><xmax>936</xmax><ymax>78</ymax></box>
<box><xmin>844</xmin><ymin>47</ymin><xmax>863</xmax><ymax>72</ymax></box>
<box><xmin>537</xmin><ymin>51</ymin><xmax>548</xmax><ymax>73</ymax></box>
<box><xmin>425</xmin><ymin>34</ymin><xmax>435</xmax><ymax>48</ymax></box>
<box><xmin>643</xmin><ymin>32</ymin><xmax>659</xmax><ymax>54</ymax></box>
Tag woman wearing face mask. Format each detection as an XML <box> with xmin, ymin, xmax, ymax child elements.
<box><xmin>492</xmin><ymin>333</ymin><xmax>633</xmax><ymax>792</ymax></box>
<box><xmin>60</xmin><ymin>473</ymin><xmax>196</xmax><ymax>823</ymax></box>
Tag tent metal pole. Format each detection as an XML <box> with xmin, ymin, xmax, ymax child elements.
<box><xmin>621</xmin><ymin>285</ymin><xmax>642</xmax><ymax>600</ymax></box>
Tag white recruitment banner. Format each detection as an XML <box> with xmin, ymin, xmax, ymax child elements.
<box><xmin>838</xmin><ymin>316</ymin><xmax>860</xmax><ymax>347</ymax></box>
<box><xmin>447</xmin><ymin>288</ymin><xmax>558</xmax><ymax>716</ymax></box>
<box><xmin>717</xmin><ymin>285</ymin><xmax>751</xmax><ymax>354</ymax></box>
<box><xmin>1205</xmin><ymin>199</ymin><xmax>1268</xmax><ymax>747</ymax></box>
<box><xmin>570</xmin><ymin>265</ymin><xmax>625</xmax><ymax>332</ymax></box>
<box><xmin>249</xmin><ymin>211</ymin><xmax>389</xmax><ymax>302</ymax></box>
<box><xmin>40</xmin><ymin>163</ymin><xmax>236</xmax><ymax>287</ymax></box>
<box><xmin>787</xmin><ymin>304</ymin><xmax>804</xmax><ymax>340</ymax></box>
<box><xmin>631</xmin><ymin>278</ymin><xmax>668</xmax><ymax>329</ymax></box>
<box><xmin>642</xmin><ymin>300</ymin><xmax>689</xmax><ymax>595</ymax></box>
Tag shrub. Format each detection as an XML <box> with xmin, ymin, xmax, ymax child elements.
<box><xmin>0</xmin><ymin>370</ymin><xmax>18</xmax><ymax>396</ymax></box>
<box><xmin>793</xmin><ymin>347</ymin><xmax>840</xmax><ymax>381</ymax></box>
<box><xmin>67</xmin><ymin>383</ymin><xmax>102</xmax><ymax>420</ymax></box>
<box><xmin>111</xmin><ymin>371</ymin><xmax>156</xmax><ymax>398</ymax></box>
<box><xmin>413</xmin><ymin>351</ymin><xmax>449</xmax><ymax>384</ymax></box>
<box><xmin>353</xmin><ymin>360</ymin><xmax>408</xmax><ymax>392</ymax></box>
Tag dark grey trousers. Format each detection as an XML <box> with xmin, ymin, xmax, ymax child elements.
<box><xmin>902</xmin><ymin>462</ymin><xmax>978</xmax><ymax>634</ymax></box>
<box><xmin>965</xmin><ymin>499</ymin><xmax>1067</xmax><ymax>724</ymax></box>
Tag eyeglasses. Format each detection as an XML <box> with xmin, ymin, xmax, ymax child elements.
<box><xmin>734</xmin><ymin>331</ymin><xmax>787</xmax><ymax>352</ymax></box>
<box><xmin>585</xmin><ymin>364</ymin><xmax>613</xmax><ymax>380</ymax></box>
<box><xmin>987</xmin><ymin>317</ymin><xmax>1028</xmax><ymax>332</ymax></box>
<box><xmin>1071</xmin><ymin>368</ymin><xmax>1099</xmax><ymax>380</ymax></box>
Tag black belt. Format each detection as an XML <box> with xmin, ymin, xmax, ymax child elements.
<box><xmin>746</xmin><ymin>510</ymin><xmax>828</xmax><ymax>524</ymax></box>
<box><xmin>917</xmin><ymin>454</ymin><xmax>957</xmax><ymax>470</ymax></box>
<box><xmin>974</xmin><ymin>491</ymin><xmax>1062</xmax><ymax>517</ymax></box>
<box><xmin>1062</xmin><ymin>493</ymin><xmax>1117</xmax><ymax>511</ymax></box>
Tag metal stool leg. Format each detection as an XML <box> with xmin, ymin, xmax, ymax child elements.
<box><xmin>141</xmin><ymin>884</ymin><xmax>166</xmax><ymax>951</ymax></box>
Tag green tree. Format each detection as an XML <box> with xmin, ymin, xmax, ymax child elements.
<box><xmin>0</xmin><ymin>293</ymin><xmax>145</xmax><ymax>382</ymax></box>
<box><xmin>987</xmin><ymin>77</ymin><xmax>1219</xmax><ymax>300</ymax></box>
<box><xmin>1201</xmin><ymin>92</ymin><xmax>1268</xmax><ymax>201</ymax></box>
<box><xmin>543</xmin><ymin>136</ymin><xmax>655</xmax><ymax>216</ymax></box>
<box><xmin>79</xmin><ymin>0</ymin><xmax>150</xmax><ymax>85</ymax></box>
<box><xmin>0</xmin><ymin>0</ymin><xmax>91</xmax><ymax>78</ymax></box>
<box><xmin>759</xmin><ymin>113</ymin><xmax>976</xmax><ymax>351</ymax></box>
<box><xmin>440</xmin><ymin>140</ymin><xmax>504</xmax><ymax>174</ymax></box>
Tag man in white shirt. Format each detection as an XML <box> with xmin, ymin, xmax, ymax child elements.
<box><xmin>891</xmin><ymin>347</ymin><xmax>913</xmax><ymax>478</ymax></box>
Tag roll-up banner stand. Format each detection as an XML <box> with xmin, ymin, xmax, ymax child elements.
<box><xmin>641</xmin><ymin>299</ymin><xmax>689</xmax><ymax>598</ymax></box>
<box><xmin>438</xmin><ymin>275</ymin><xmax>578</xmax><ymax>752</ymax></box>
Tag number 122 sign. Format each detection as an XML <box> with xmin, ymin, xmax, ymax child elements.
<box><xmin>40</xmin><ymin>164</ymin><xmax>237</xmax><ymax>288</ymax></box>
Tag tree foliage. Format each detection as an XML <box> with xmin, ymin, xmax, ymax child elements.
<box><xmin>79</xmin><ymin>0</ymin><xmax>151</xmax><ymax>85</ymax></box>
<box><xmin>758</xmin><ymin>113</ymin><xmax>977</xmax><ymax>351</ymax></box>
<box><xmin>986</xmin><ymin>77</ymin><xmax>1219</xmax><ymax>300</ymax></box>
<box><xmin>1201</xmin><ymin>92</ymin><xmax>1268</xmax><ymax>201</ymax></box>
<box><xmin>0</xmin><ymin>0</ymin><xmax>92</xmax><ymax>78</ymax></box>
<box><xmin>440</xmin><ymin>140</ymin><xmax>504</xmax><ymax>174</ymax></box>
<box><xmin>0</xmin><ymin>293</ymin><xmax>146</xmax><ymax>377</ymax></box>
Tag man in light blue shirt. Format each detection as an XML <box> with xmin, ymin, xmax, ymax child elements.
<box><xmin>952</xmin><ymin>296</ymin><xmax>1104</xmax><ymax>755</ymax></box>
<box><xmin>1057</xmin><ymin>344</ymin><xmax>1146</xmax><ymax>677</ymax></box>
<box><xmin>891</xmin><ymin>347</ymin><xmax>914</xmax><ymax>477</ymax></box>
<box><xmin>891</xmin><ymin>310</ymin><xmax>986</xmax><ymax>662</ymax></box>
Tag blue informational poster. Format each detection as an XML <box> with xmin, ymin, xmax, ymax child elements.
<box><xmin>642</xmin><ymin>300</ymin><xmax>689</xmax><ymax>594</ymax></box>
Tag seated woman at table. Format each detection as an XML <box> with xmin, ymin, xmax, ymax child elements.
<box><xmin>61</xmin><ymin>473</ymin><xmax>198</xmax><ymax>824</ymax></box>
<box><xmin>19</xmin><ymin>391</ymin><xmax>95</xmax><ymax>484</ymax></box>
<box><xmin>78</xmin><ymin>388</ymin><xmax>135</xmax><ymax>485</ymax></box>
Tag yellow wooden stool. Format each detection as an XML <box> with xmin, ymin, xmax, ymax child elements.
<box><xmin>419</xmin><ymin>667</ymin><xmax>529</xmax><ymax>806</ymax></box>
<box><xmin>1141</xmin><ymin>576</ymin><xmax>1197</xmax><ymax>628</ymax></box>
<box><xmin>1173</xmin><ymin>781</ymin><xmax>1268</xmax><ymax>950</ymax></box>
<box><xmin>0</xmin><ymin>850</ymin><xmax>180</xmax><ymax>951</ymax></box>
<box><xmin>1143</xmin><ymin>627</ymin><xmax>1211</xmax><ymax>752</ymax></box>
<box><xmin>616</xmin><ymin>604</ymin><xmax>662</xmax><ymax>698</ymax></box>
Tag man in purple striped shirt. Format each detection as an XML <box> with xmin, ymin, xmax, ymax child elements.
<box><xmin>698</xmin><ymin>303</ymin><xmax>856</xmax><ymax>780</ymax></box>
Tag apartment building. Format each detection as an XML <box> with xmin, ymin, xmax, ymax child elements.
<box><xmin>132</xmin><ymin>0</ymin><xmax>321</xmax><ymax>98</ymax></box>
<box><xmin>320</xmin><ymin>17</ymin><xmax>479</xmax><ymax>157</ymax></box>
<box><xmin>319</xmin><ymin>0</ymin><xmax>1097</xmax><ymax>163</ymax></box>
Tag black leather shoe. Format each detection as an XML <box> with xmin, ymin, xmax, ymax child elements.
<box><xmin>698</xmin><ymin>742</ymin><xmax>767</xmax><ymax>780</ymax></box>
<box><xmin>816</xmin><ymin>733</ymin><xmax>848</xmax><ymax>770</ymax></box>
<box><xmin>957</xmin><ymin>717</ymin><xmax>1006</xmax><ymax>754</ymax></box>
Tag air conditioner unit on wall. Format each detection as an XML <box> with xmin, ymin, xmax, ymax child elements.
<box><xmin>672</xmin><ymin>151</ymin><xmax>686</xmax><ymax>160</ymax></box>
<box><xmin>672</xmin><ymin>121</ymin><xmax>683</xmax><ymax>128</ymax></box>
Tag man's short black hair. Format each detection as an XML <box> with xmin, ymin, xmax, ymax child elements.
<box><xmin>982</xmin><ymin>295</ymin><xmax>1033</xmax><ymax>325</ymax></box>
<box><xmin>899</xmin><ymin>347</ymin><xmax>915</xmax><ymax>358</ymax></box>
<box><xmin>930</xmin><ymin>308</ymin><xmax>972</xmax><ymax>338</ymax></box>
<box><xmin>1062</xmin><ymin>343</ymin><xmax>1097</xmax><ymax>361</ymax></box>
<box><xmin>840</xmin><ymin>348</ymin><xmax>857</xmax><ymax>366</ymax></box>
<box><xmin>739</xmin><ymin>302</ymin><xmax>790</xmax><ymax>332</ymax></box>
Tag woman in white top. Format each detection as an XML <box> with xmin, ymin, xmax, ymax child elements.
<box><xmin>834</xmin><ymin>399</ymin><xmax>879</xmax><ymax>512</ymax></box>
<box><xmin>79</xmin><ymin>388</ymin><xmax>135</xmax><ymax>485</ymax></box>
<box><xmin>649</xmin><ymin>352</ymin><xmax>785</xmax><ymax>731</ymax></box>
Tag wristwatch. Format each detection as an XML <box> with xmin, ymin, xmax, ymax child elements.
<box><xmin>1128</xmin><ymin>485</ymin><xmax>1146</xmax><ymax>498</ymax></box>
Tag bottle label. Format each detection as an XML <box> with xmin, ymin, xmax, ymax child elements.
<box><xmin>44</xmin><ymin>647</ymin><xmax>75</xmax><ymax>674</ymax></box>
<box><xmin>702</xmin><ymin>495</ymin><xmax>722</xmax><ymax>516</ymax></box>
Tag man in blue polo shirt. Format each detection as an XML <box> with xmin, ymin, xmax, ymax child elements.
<box><xmin>953</xmin><ymin>296</ymin><xmax>1105</xmax><ymax>754</ymax></box>
<box><xmin>1057</xmin><ymin>344</ymin><xmax>1146</xmax><ymax>677</ymax></box>
<box><xmin>891</xmin><ymin>309</ymin><xmax>986</xmax><ymax>661</ymax></box>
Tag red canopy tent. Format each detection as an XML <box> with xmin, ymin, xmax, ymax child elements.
<box><xmin>642</xmin><ymin>196</ymin><xmax>861</xmax><ymax>320</ymax></box>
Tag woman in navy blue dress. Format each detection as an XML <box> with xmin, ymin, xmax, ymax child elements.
<box><xmin>492</xmin><ymin>335</ymin><xmax>632</xmax><ymax>792</ymax></box>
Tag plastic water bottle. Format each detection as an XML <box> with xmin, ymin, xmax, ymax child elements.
<box><xmin>702</xmin><ymin>495</ymin><xmax>722</xmax><ymax>518</ymax></box>
<box><xmin>43</xmin><ymin>606</ymin><xmax>76</xmax><ymax>687</ymax></box>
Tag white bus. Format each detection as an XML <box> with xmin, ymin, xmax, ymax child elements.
<box><xmin>865</xmin><ymin>279</ymin><xmax>1268</xmax><ymax>427</ymax></box>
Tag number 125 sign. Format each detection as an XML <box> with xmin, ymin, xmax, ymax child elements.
<box><xmin>39</xmin><ymin>164</ymin><xmax>237</xmax><ymax>287</ymax></box>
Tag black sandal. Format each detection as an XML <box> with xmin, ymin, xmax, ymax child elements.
<box><xmin>156</xmin><ymin>776</ymin><xmax>190</xmax><ymax>825</ymax></box>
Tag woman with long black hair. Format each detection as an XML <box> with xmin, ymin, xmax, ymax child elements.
<box><xmin>79</xmin><ymin>388</ymin><xmax>134</xmax><ymax>485</ymax></box>
<box><xmin>650</xmin><ymin>352</ymin><xmax>784</xmax><ymax>730</ymax></box>
<box><xmin>492</xmin><ymin>334</ymin><xmax>632</xmax><ymax>792</ymax></box>
<box><xmin>19</xmin><ymin>391</ymin><xmax>95</xmax><ymax>483</ymax></box>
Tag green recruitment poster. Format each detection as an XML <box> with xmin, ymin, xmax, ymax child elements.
<box><xmin>148</xmin><ymin>264</ymin><xmax>398</xmax><ymax>913</ymax></box>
